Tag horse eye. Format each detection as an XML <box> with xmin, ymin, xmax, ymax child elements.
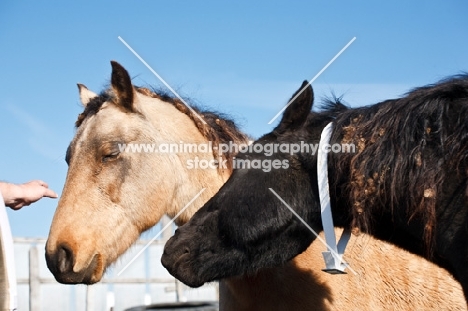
<box><xmin>102</xmin><ymin>150</ymin><xmax>120</xmax><ymax>163</ymax></box>
<box><xmin>65</xmin><ymin>147</ymin><xmax>71</xmax><ymax>165</ymax></box>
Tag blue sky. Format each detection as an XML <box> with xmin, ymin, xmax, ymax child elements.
<box><xmin>1</xmin><ymin>1</ymin><xmax>467</xmax><ymax>237</ymax></box>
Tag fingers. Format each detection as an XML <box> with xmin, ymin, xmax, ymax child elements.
<box><xmin>3</xmin><ymin>180</ymin><xmax>58</xmax><ymax>210</ymax></box>
<box><xmin>43</xmin><ymin>187</ymin><xmax>58</xmax><ymax>199</ymax></box>
<box><xmin>34</xmin><ymin>180</ymin><xmax>58</xmax><ymax>199</ymax></box>
<box><xmin>9</xmin><ymin>201</ymin><xmax>28</xmax><ymax>210</ymax></box>
<box><xmin>25</xmin><ymin>180</ymin><xmax>59</xmax><ymax>199</ymax></box>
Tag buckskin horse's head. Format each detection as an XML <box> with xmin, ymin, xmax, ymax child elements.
<box><xmin>45</xmin><ymin>61</ymin><xmax>243</xmax><ymax>284</ymax></box>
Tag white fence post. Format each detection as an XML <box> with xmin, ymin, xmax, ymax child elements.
<box><xmin>86</xmin><ymin>285</ymin><xmax>94</xmax><ymax>311</ymax></box>
<box><xmin>161</xmin><ymin>215</ymin><xmax>173</xmax><ymax>241</ymax></box>
<box><xmin>29</xmin><ymin>245</ymin><xmax>40</xmax><ymax>311</ymax></box>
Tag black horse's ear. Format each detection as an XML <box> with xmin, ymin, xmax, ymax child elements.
<box><xmin>110</xmin><ymin>61</ymin><xmax>135</xmax><ymax>112</ymax></box>
<box><xmin>275</xmin><ymin>81</ymin><xmax>313</xmax><ymax>133</ymax></box>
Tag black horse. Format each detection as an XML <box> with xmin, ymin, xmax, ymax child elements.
<box><xmin>162</xmin><ymin>76</ymin><xmax>468</xmax><ymax>301</ymax></box>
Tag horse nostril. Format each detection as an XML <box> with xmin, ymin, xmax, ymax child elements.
<box><xmin>56</xmin><ymin>243</ymin><xmax>75</xmax><ymax>274</ymax></box>
<box><xmin>182</xmin><ymin>246</ymin><xmax>190</xmax><ymax>255</ymax></box>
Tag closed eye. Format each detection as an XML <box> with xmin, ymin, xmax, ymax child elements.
<box><xmin>102</xmin><ymin>150</ymin><xmax>120</xmax><ymax>163</ymax></box>
<box><xmin>101</xmin><ymin>141</ymin><xmax>123</xmax><ymax>163</ymax></box>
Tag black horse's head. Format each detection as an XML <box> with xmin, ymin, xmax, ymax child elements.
<box><xmin>161</xmin><ymin>81</ymin><xmax>348</xmax><ymax>287</ymax></box>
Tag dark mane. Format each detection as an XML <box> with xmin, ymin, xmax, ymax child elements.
<box><xmin>331</xmin><ymin>74</ymin><xmax>468</xmax><ymax>255</ymax></box>
<box><xmin>75</xmin><ymin>92</ymin><xmax>112</xmax><ymax>127</ymax></box>
<box><xmin>75</xmin><ymin>86</ymin><xmax>248</xmax><ymax>172</ymax></box>
<box><xmin>319</xmin><ymin>94</ymin><xmax>349</xmax><ymax>115</ymax></box>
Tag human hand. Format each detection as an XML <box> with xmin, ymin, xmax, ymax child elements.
<box><xmin>0</xmin><ymin>180</ymin><xmax>58</xmax><ymax>210</ymax></box>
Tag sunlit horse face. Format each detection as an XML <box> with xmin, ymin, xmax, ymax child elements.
<box><xmin>161</xmin><ymin>82</ymin><xmax>340</xmax><ymax>287</ymax></box>
<box><xmin>45</xmin><ymin>61</ymin><xmax>233</xmax><ymax>284</ymax></box>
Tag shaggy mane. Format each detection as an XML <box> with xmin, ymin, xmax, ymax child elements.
<box><xmin>75</xmin><ymin>86</ymin><xmax>248</xmax><ymax>172</ymax></box>
<box><xmin>330</xmin><ymin>74</ymin><xmax>468</xmax><ymax>255</ymax></box>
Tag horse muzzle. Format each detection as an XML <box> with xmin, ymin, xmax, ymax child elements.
<box><xmin>161</xmin><ymin>235</ymin><xmax>206</xmax><ymax>288</ymax></box>
<box><xmin>45</xmin><ymin>242</ymin><xmax>103</xmax><ymax>284</ymax></box>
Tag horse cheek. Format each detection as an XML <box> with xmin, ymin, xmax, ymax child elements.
<box><xmin>105</xmin><ymin>157</ymin><xmax>132</xmax><ymax>204</ymax></box>
<box><xmin>106</xmin><ymin>182</ymin><xmax>121</xmax><ymax>204</ymax></box>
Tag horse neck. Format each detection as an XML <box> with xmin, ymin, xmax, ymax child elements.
<box><xmin>302</xmin><ymin>121</ymin><xmax>353</xmax><ymax>229</ymax></box>
<box><xmin>220</xmin><ymin>232</ymin><xmax>338</xmax><ymax>311</ymax></box>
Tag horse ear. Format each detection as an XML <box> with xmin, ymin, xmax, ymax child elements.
<box><xmin>110</xmin><ymin>61</ymin><xmax>135</xmax><ymax>112</ymax></box>
<box><xmin>77</xmin><ymin>84</ymin><xmax>98</xmax><ymax>107</ymax></box>
<box><xmin>275</xmin><ymin>81</ymin><xmax>313</xmax><ymax>133</ymax></box>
